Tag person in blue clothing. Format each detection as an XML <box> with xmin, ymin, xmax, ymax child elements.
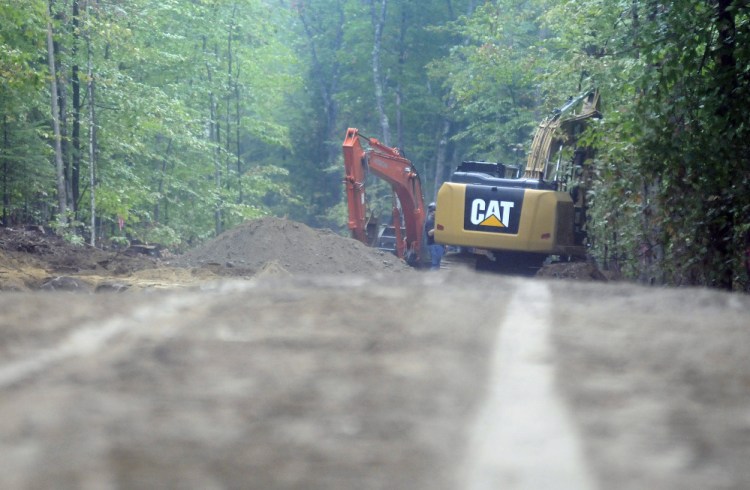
<box><xmin>424</xmin><ymin>202</ymin><xmax>444</xmax><ymax>270</ymax></box>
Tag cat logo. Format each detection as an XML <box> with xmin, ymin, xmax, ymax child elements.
<box><xmin>463</xmin><ymin>186</ymin><xmax>523</xmax><ymax>234</ymax></box>
<box><xmin>470</xmin><ymin>199</ymin><xmax>515</xmax><ymax>228</ymax></box>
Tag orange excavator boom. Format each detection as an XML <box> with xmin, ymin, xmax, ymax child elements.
<box><xmin>342</xmin><ymin>128</ymin><xmax>426</xmax><ymax>265</ymax></box>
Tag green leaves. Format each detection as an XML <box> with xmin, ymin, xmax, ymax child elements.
<box><xmin>2</xmin><ymin>0</ymin><xmax>748</xmax><ymax>288</ymax></box>
<box><xmin>427</xmin><ymin>0</ymin><xmax>750</xmax><ymax>289</ymax></box>
<box><xmin>0</xmin><ymin>0</ymin><xmax>304</xmax><ymax>247</ymax></box>
<box><xmin>428</xmin><ymin>1</ymin><xmax>546</xmax><ymax>161</ymax></box>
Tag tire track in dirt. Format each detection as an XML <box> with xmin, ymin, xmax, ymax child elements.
<box><xmin>462</xmin><ymin>280</ymin><xmax>595</xmax><ymax>490</ymax></box>
<box><xmin>0</xmin><ymin>292</ymin><xmax>207</xmax><ymax>389</ymax></box>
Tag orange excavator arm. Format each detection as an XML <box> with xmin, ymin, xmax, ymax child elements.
<box><xmin>342</xmin><ymin>128</ymin><xmax>426</xmax><ymax>265</ymax></box>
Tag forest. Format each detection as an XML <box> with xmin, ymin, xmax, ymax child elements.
<box><xmin>1</xmin><ymin>0</ymin><xmax>748</xmax><ymax>290</ymax></box>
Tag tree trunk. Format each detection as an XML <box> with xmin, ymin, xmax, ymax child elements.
<box><xmin>51</xmin><ymin>1</ymin><xmax>71</xmax><ymax>209</ymax></box>
<box><xmin>708</xmin><ymin>0</ymin><xmax>737</xmax><ymax>289</ymax></box>
<box><xmin>235</xmin><ymin>65</ymin><xmax>243</xmax><ymax>204</ymax></box>
<box><xmin>87</xmin><ymin>18</ymin><xmax>96</xmax><ymax>246</ymax></box>
<box><xmin>2</xmin><ymin>115</ymin><xmax>8</xmax><ymax>226</ymax></box>
<box><xmin>433</xmin><ymin>117</ymin><xmax>451</xmax><ymax>201</ymax></box>
<box><xmin>638</xmin><ymin>180</ymin><xmax>664</xmax><ymax>285</ymax></box>
<box><xmin>225</xmin><ymin>5</ymin><xmax>236</xmax><ymax>196</ymax></box>
<box><xmin>153</xmin><ymin>138</ymin><xmax>172</xmax><ymax>225</ymax></box>
<box><xmin>71</xmin><ymin>0</ymin><xmax>81</xmax><ymax>215</ymax></box>
<box><xmin>395</xmin><ymin>5</ymin><xmax>407</xmax><ymax>151</ymax></box>
<box><xmin>297</xmin><ymin>0</ymin><xmax>343</xmax><ymax>167</ymax></box>
<box><xmin>205</xmin><ymin>37</ymin><xmax>222</xmax><ymax>236</ymax></box>
<box><xmin>371</xmin><ymin>0</ymin><xmax>390</xmax><ymax>146</ymax></box>
<box><xmin>429</xmin><ymin>0</ymin><xmax>464</xmax><ymax>201</ymax></box>
<box><xmin>47</xmin><ymin>13</ymin><xmax>69</xmax><ymax>225</ymax></box>
<box><xmin>210</xmin><ymin>88</ymin><xmax>222</xmax><ymax>235</ymax></box>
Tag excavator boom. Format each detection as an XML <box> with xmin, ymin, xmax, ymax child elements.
<box><xmin>342</xmin><ymin>128</ymin><xmax>427</xmax><ymax>265</ymax></box>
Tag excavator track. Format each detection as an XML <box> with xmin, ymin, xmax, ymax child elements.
<box><xmin>441</xmin><ymin>249</ymin><xmax>549</xmax><ymax>276</ymax></box>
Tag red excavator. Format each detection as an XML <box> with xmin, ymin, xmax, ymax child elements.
<box><xmin>342</xmin><ymin>128</ymin><xmax>427</xmax><ymax>266</ymax></box>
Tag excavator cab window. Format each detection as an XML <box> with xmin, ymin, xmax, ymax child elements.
<box><xmin>450</xmin><ymin>160</ymin><xmax>557</xmax><ymax>191</ymax></box>
<box><xmin>455</xmin><ymin>161</ymin><xmax>521</xmax><ymax>178</ymax></box>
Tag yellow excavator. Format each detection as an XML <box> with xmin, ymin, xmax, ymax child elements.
<box><xmin>434</xmin><ymin>89</ymin><xmax>601</xmax><ymax>273</ymax></box>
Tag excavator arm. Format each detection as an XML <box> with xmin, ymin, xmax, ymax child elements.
<box><xmin>342</xmin><ymin>128</ymin><xmax>426</xmax><ymax>265</ymax></box>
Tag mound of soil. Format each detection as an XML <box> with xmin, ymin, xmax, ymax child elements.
<box><xmin>171</xmin><ymin>217</ymin><xmax>410</xmax><ymax>276</ymax></box>
<box><xmin>0</xmin><ymin>218</ymin><xmax>410</xmax><ymax>291</ymax></box>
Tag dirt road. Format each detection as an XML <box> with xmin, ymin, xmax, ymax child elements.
<box><xmin>1</xmin><ymin>270</ymin><xmax>748</xmax><ymax>490</ymax></box>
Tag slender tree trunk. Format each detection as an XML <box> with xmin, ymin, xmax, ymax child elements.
<box><xmin>429</xmin><ymin>0</ymin><xmax>464</xmax><ymax>200</ymax></box>
<box><xmin>395</xmin><ymin>5</ymin><xmax>407</xmax><ymax>151</ymax></box>
<box><xmin>235</xmin><ymin>64</ymin><xmax>243</xmax><ymax>204</ymax></box>
<box><xmin>87</xmin><ymin>41</ymin><xmax>96</xmax><ymax>247</ymax></box>
<box><xmin>708</xmin><ymin>0</ymin><xmax>737</xmax><ymax>289</ymax></box>
<box><xmin>2</xmin><ymin>115</ymin><xmax>8</xmax><ymax>226</ymax></box>
<box><xmin>631</xmin><ymin>0</ymin><xmax>639</xmax><ymax>55</ymax></box>
<box><xmin>47</xmin><ymin>13</ymin><xmax>69</xmax><ymax>225</ymax></box>
<box><xmin>210</xmin><ymin>88</ymin><xmax>222</xmax><ymax>235</ymax></box>
<box><xmin>153</xmin><ymin>138</ymin><xmax>172</xmax><ymax>224</ymax></box>
<box><xmin>297</xmin><ymin>0</ymin><xmax>343</xmax><ymax>167</ymax></box>
<box><xmin>433</xmin><ymin>117</ymin><xmax>451</xmax><ymax>201</ymax></box>
<box><xmin>51</xmin><ymin>2</ymin><xmax>71</xmax><ymax>209</ymax></box>
<box><xmin>87</xmin><ymin>25</ymin><xmax>96</xmax><ymax>246</ymax></box>
<box><xmin>371</xmin><ymin>0</ymin><xmax>390</xmax><ymax>146</ymax></box>
<box><xmin>638</xmin><ymin>180</ymin><xmax>664</xmax><ymax>285</ymax></box>
<box><xmin>205</xmin><ymin>36</ymin><xmax>222</xmax><ymax>236</ymax></box>
<box><xmin>71</xmin><ymin>0</ymin><xmax>81</xmax><ymax>215</ymax></box>
<box><xmin>225</xmin><ymin>5</ymin><xmax>236</xmax><ymax>195</ymax></box>
<box><xmin>631</xmin><ymin>0</ymin><xmax>662</xmax><ymax>285</ymax></box>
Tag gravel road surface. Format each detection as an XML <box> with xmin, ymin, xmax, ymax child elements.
<box><xmin>0</xmin><ymin>271</ymin><xmax>748</xmax><ymax>489</ymax></box>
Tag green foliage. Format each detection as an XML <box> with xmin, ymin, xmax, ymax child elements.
<box><xmin>0</xmin><ymin>1</ymin><xmax>51</xmax><ymax>225</ymax></box>
<box><xmin>538</xmin><ymin>0</ymin><xmax>750</xmax><ymax>289</ymax></box>
<box><xmin>50</xmin><ymin>214</ymin><xmax>86</xmax><ymax>246</ymax></box>
<box><xmin>1</xmin><ymin>0</ymin><xmax>304</xmax><ymax>247</ymax></box>
<box><xmin>2</xmin><ymin>0</ymin><xmax>748</xmax><ymax>289</ymax></box>
<box><xmin>425</xmin><ymin>0</ymin><xmax>750</xmax><ymax>290</ymax></box>
<box><xmin>427</xmin><ymin>1</ymin><xmax>549</xmax><ymax>162</ymax></box>
<box><xmin>143</xmin><ymin>223</ymin><xmax>181</xmax><ymax>248</ymax></box>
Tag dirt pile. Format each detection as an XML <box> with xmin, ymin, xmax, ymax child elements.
<box><xmin>0</xmin><ymin>218</ymin><xmax>410</xmax><ymax>291</ymax></box>
<box><xmin>171</xmin><ymin>217</ymin><xmax>410</xmax><ymax>276</ymax></box>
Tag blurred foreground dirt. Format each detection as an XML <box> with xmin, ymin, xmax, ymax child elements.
<box><xmin>0</xmin><ymin>219</ymin><xmax>748</xmax><ymax>489</ymax></box>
